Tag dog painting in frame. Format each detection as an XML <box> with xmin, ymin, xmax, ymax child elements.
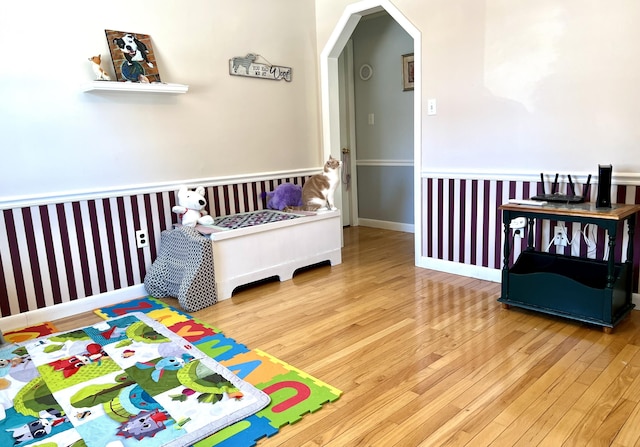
<box><xmin>105</xmin><ymin>29</ymin><xmax>162</xmax><ymax>83</ymax></box>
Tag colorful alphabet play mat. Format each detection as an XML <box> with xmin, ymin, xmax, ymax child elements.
<box><xmin>93</xmin><ymin>297</ymin><xmax>342</xmax><ymax>447</ymax></box>
<box><xmin>0</xmin><ymin>312</ymin><xmax>271</xmax><ymax>447</ymax></box>
<box><xmin>0</xmin><ymin>298</ymin><xmax>341</xmax><ymax>446</ymax></box>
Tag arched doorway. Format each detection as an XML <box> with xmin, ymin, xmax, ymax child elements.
<box><xmin>320</xmin><ymin>0</ymin><xmax>422</xmax><ymax>264</ymax></box>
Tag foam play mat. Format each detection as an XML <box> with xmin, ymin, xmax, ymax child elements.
<box><xmin>3</xmin><ymin>322</ymin><xmax>59</xmax><ymax>343</ymax></box>
<box><xmin>0</xmin><ymin>313</ymin><xmax>270</xmax><ymax>447</ymax></box>
<box><xmin>95</xmin><ymin>297</ymin><xmax>342</xmax><ymax>447</ymax></box>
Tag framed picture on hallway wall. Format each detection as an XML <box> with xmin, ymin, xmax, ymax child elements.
<box><xmin>402</xmin><ymin>53</ymin><xmax>414</xmax><ymax>91</ymax></box>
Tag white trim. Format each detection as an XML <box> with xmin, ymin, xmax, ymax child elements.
<box><xmin>2</xmin><ymin>264</ymin><xmax>636</xmax><ymax>333</ymax></box>
<box><xmin>0</xmin><ymin>168</ymin><xmax>320</xmax><ymax>210</ymax></box>
<box><xmin>0</xmin><ymin>284</ymin><xmax>146</xmax><ymax>332</ymax></box>
<box><xmin>357</xmin><ymin>218</ymin><xmax>414</xmax><ymax>233</ymax></box>
<box><xmin>421</xmin><ymin>169</ymin><xmax>640</xmax><ymax>185</ymax></box>
<box><xmin>418</xmin><ymin>256</ymin><xmax>502</xmax><ymax>283</ymax></box>
<box><xmin>357</xmin><ymin>159</ymin><xmax>414</xmax><ymax>167</ymax></box>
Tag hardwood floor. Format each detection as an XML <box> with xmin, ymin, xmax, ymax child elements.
<box><xmin>52</xmin><ymin>226</ymin><xmax>640</xmax><ymax>446</ymax></box>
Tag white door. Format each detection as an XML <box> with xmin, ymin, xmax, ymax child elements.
<box><xmin>337</xmin><ymin>40</ymin><xmax>358</xmax><ymax>227</ymax></box>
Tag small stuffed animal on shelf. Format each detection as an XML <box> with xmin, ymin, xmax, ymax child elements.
<box><xmin>88</xmin><ymin>55</ymin><xmax>111</xmax><ymax>81</ymax></box>
<box><xmin>172</xmin><ymin>186</ymin><xmax>215</xmax><ymax>227</ymax></box>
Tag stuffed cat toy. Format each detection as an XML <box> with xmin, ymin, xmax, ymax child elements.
<box><xmin>286</xmin><ymin>155</ymin><xmax>342</xmax><ymax>212</ymax></box>
<box><xmin>172</xmin><ymin>186</ymin><xmax>215</xmax><ymax>226</ymax></box>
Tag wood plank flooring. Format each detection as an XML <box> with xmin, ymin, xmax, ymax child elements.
<box><xmin>52</xmin><ymin>226</ymin><xmax>640</xmax><ymax>446</ymax></box>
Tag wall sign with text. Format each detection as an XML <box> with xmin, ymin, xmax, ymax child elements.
<box><xmin>229</xmin><ymin>53</ymin><xmax>292</xmax><ymax>82</ymax></box>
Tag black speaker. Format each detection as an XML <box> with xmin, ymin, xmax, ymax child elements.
<box><xmin>596</xmin><ymin>164</ymin><xmax>612</xmax><ymax>208</ymax></box>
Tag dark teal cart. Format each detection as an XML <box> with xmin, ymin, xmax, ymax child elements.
<box><xmin>499</xmin><ymin>202</ymin><xmax>640</xmax><ymax>332</ymax></box>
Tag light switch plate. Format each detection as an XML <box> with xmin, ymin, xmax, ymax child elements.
<box><xmin>427</xmin><ymin>99</ymin><xmax>437</xmax><ymax>115</ymax></box>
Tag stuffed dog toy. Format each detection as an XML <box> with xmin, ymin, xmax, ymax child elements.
<box><xmin>172</xmin><ymin>186</ymin><xmax>214</xmax><ymax>227</ymax></box>
<box><xmin>88</xmin><ymin>55</ymin><xmax>110</xmax><ymax>80</ymax></box>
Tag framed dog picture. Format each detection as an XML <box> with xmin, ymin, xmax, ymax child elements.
<box><xmin>105</xmin><ymin>30</ymin><xmax>161</xmax><ymax>83</ymax></box>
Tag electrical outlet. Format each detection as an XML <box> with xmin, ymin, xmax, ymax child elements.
<box><xmin>510</xmin><ymin>217</ymin><xmax>526</xmax><ymax>238</ymax></box>
<box><xmin>135</xmin><ymin>229</ymin><xmax>149</xmax><ymax>249</ymax></box>
<box><xmin>553</xmin><ymin>225</ymin><xmax>568</xmax><ymax>247</ymax></box>
<box><xmin>509</xmin><ymin>217</ymin><xmax>526</xmax><ymax>229</ymax></box>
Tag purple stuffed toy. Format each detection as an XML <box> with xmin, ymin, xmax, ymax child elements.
<box><xmin>263</xmin><ymin>183</ymin><xmax>303</xmax><ymax>210</ymax></box>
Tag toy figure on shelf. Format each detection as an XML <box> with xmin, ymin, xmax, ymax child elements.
<box><xmin>88</xmin><ymin>55</ymin><xmax>111</xmax><ymax>81</ymax></box>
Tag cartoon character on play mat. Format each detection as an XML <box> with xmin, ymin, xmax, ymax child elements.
<box><xmin>6</xmin><ymin>408</ymin><xmax>68</xmax><ymax>445</ymax></box>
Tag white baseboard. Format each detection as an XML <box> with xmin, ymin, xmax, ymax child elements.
<box><xmin>4</xmin><ymin>258</ymin><xmax>639</xmax><ymax>334</ymax></box>
<box><xmin>357</xmin><ymin>218</ymin><xmax>414</xmax><ymax>233</ymax></box>
<box><xmin>417</xmin><ymin>256</ymin><xmax>640</xmax><ymax>312</ymax></box>
<box><xmin>0</xmin><ymin>284</ymin><xmax>147</xmax><ymax>332</ymax></box>
<box><xmin>418</xmin><ymin>256</ymin><xmax>501</xmax><ymax>282</ymax></box>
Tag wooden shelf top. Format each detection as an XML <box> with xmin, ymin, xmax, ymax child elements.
<box><xmin>500</xmin><ymin>202</ymin><xmax>640</xmax><ymax>221</ymax></box>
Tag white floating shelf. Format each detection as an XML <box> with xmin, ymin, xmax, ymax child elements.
<box><xmin>83</xmin><ymin>81</ymin><xmax>189</xmax><ymax>94</ymax></box>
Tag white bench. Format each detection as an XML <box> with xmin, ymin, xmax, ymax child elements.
<box><xmin>208</xmin><ymin>210</ymin><xmax>342</xmax><ymax>300</ymax></box>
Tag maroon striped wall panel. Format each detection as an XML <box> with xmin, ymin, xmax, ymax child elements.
<box><xmin>423</xmin><ymin>178</ymin><xmax>640</xmax><ymax>294</ymax></box>
<box><xmin>0</xmin><ymin>177</ymin><xmax>305</xmax><ymax>317</ymax></box>
<box><xmin>2</xmin><ymin>175</ymin><xmax>639</xmax><ymax>318</ymax></box>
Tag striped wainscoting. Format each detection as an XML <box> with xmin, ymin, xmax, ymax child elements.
<box><xmin>0</xmin><ymin>176</ymin><xmax>306</xmax><ymax>318</ymax></box>
<box><xmin>423</xmin><ymin>176</ymin><xmax>640</xmax><ymax>293</ymax></box>
<box><xmin>5</xmin><ymin>171</ymin><xmax>640</xmax><ymax>320</ymax></box>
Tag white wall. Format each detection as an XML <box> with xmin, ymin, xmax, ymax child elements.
<box><xmin>316</xmin><ymin>0</ymin><xmax>640</xmax><ymax>177</ymax></box>
<box><xmin>8</xmin><ymin>1</ymin><xmax>637</xmax><ymax>200</ymax></box>
<box><xmin>0</xmin><ymin>0</ymin><xmax>320</xmax><ymax>200</ymax></box>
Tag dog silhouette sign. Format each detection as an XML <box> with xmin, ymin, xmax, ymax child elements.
<box><xmin>229</xmin><ymin>53</ymin><xmax>292</xmax><ymax>82</ymax></box>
